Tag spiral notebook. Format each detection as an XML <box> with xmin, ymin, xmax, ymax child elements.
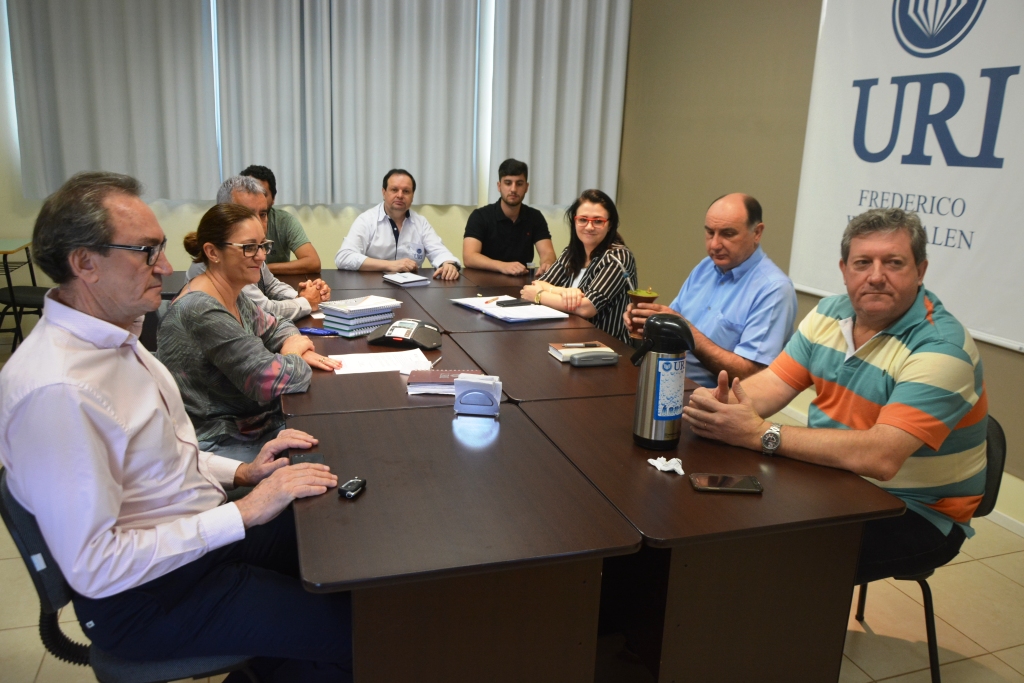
<box><xmin>320</xmin><ymin>296</ymin><xmax>403</xmax><ymax>319</ymax></box>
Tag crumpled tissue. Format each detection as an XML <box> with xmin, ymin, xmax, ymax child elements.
<box><xmin>647</xmin><ymin>457</ymin><xmax>685</xmax><ymax>476</ymax></box>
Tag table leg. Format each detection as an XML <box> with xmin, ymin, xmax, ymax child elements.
<box><xmin>351</xmin><ymin>558</ymin><xmax>602</xmax><ymax>683</ymax></box>
<box><xmin>628</xmin><ymin>523</ymin><xmax>863</xmax><ymax>683</ymax></box>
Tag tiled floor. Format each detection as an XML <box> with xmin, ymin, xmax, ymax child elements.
<box><xmin>2</xmin><ymin>519</ymin><xmax>1021</xmax><ymax>682</ymax></box>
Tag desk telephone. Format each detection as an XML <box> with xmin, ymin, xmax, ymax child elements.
<box><xmin>367</xmin><ymin>318</ymin><xmax>442</xmax><ymax>350</ymax></box>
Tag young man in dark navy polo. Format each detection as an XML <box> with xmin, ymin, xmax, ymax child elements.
<box><xmin>463</xmin><ymin>158</ymin><xmax>557</xmax><ymax>276</ymax></box>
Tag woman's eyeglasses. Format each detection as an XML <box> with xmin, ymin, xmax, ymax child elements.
<box><xmin>101</xmin><ymin>237</ymin><xmax>168</xmax><ymax>266</ymax></box>
<box><xmin>219</xmin><ymin>241</ymin><xmax>275</xmax><ymax>258</ymax></box>
<box><xmin>574</xmin><ymin>217</ymin><xmax>608</xmax><ymax>230</ymax></box>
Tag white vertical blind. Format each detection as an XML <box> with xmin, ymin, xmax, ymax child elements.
<box><xmin>328</xmin><ymin>0</ymin><xmax>478</xmax><ymax>205</ymax></box>
<box><xmin>7</xmin><ymin>0</ymin><xmax>220</xmax><ymax>200</ymax></box>
<box><xmin>488</xmin><ymin>0</ymin><xmax>631</xmax><ymax>205</ymax></box>
<box><xmin>216</xmin><ymin>0</ymin><xmax>333</xmax><ymax>205</ymax></box>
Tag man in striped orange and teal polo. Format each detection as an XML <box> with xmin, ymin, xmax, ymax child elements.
<box><xmin>683</xmin><ymin>207</ymin><xmax>986</xmax><ymax>583</ymax></box>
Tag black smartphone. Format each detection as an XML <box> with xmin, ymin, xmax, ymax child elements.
<box><xmin>496</xmin><ymin>299</ymin><xmax>534</xmax><ymax>307</ymax></box>
<box><xmin>289</xmin><ymin>452</ymin><xmax>325</xmax><ymax>466</ymax></box>
<box><xmin>689</xmin><ymin>473</ymin><xmax>763</xmax><ymax>494</ymax></box>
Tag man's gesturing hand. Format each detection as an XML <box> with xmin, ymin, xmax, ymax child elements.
<box><xmin>682</xmin><ymin>376</ymin><xmax>768</xmax><ymax>451</ymax></box>
<box><xmin>234</xmin><ymin>463</ymin><xmax>338</xmax><ymax>528</ymax></box>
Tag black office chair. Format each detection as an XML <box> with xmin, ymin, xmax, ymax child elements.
<box><xmin>0</xmin><ymin>246</ymin><xmax>48</xmax><ymax>351</ymax></box>
<box><xmin>854</xmin><ymin>416</ymin><xmax>1007</xmax><ymax>683</ymax></box>
<box><xmin>0</xmin><ymin>469</ymin><xmax>254</xmax><ymax>683</ymax></box>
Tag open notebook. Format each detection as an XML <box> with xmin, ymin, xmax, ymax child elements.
<box><xmin>450</xmin><ymin>295</ymin><xmax>569</xmax><ymax>322</ymax></box>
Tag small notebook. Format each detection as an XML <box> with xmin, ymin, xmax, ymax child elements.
<box><xmin>383</xmin><ymin>272</ymin><xmax>430</xmax><ymax>287</ymax></box>
<box><xmin>320</xmin><ymin>311</ymin><xmax>394</xmax><ymax>328</ymax></box>
<box><xmin>320</xmin><ymin>295</ymin><xmax>403</xmax><ymax>318</ymax></box>
<box><xmin>450</xmin><ymin>295</ymin><xmax>569</xmax><ymax>322</ymax></box>
<box><xmin>548</xmin><ymin>341</ymin><xmax>615</xmax><ymax>362</ymax></box>
<box><xmin>322</xmin><ymin>320</ymin><xmax>390</xmax><ymax>338</ymax></box>
<box><xmin>406</xmin><ymin>369</ymin><xmax>484</xmax><ymax>395</ymax></box>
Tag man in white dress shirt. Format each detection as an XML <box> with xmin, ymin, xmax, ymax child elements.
<box><xmin>334</xmin><ymin>168</ymin><xmax>461</xmax><ymax>280</ymax></box>
<box><xmin>0</xmin><ymin>172</ymin><xmax>351</xmax><ymax>682</ymax></box>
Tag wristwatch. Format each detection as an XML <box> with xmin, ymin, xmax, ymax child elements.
<box><xmin>761</xmin><ymin>423</ymin><xmax>782</xmax><ymax>456</ymax></box>
<box><xmin>534</xmin><ymin>290</ymin><xmax>543</xmax><ymax>304</ymax></box>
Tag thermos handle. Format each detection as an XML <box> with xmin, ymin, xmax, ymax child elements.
<box><xmin>630</xmin><ymin>339</ymin><xmax>653</xmax><ymax>366</ymax></box>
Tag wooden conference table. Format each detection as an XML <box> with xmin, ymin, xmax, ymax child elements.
<box><xmin>273</xmin><ymin>268</ymin><xmax>904</xmax><ymax>682</ymax></box>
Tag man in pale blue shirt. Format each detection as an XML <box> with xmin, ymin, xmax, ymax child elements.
<box><xmin>625</xmin><ymin>193</ymin><xmax>797</xmax><ymax>387</ymax></box>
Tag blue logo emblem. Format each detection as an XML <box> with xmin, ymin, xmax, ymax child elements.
<box><xmin>893</xmin><ymin>0</ymin><xmax>986</xmax><ymax>58</ymax></box>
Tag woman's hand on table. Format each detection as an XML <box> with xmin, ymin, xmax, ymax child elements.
<box><xmin>520</xmin><ymin>283</ymin><xmax>541</xmax><ymax>301</ymax></box>
<box><xmin>281</xmin><ymin>334</ymin><xmax>315</xmax><ymax>357</ymax></box>
<box><xmin>560</xmin><ymin>287</ymin><xmax>584</xmax><ymax>311</ymax></box>
<box><xmin>302</xmin><ymin>349</ymin><xmax>342</xmax><ymax>371</ymax></box>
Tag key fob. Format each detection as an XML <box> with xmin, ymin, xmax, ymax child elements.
<box><xmin>340</xmin><ymin>477</ymin><xmax>366</xmax><ymax>499</ymax></box>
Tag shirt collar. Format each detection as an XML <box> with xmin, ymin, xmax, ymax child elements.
<box><xmin>43</xmin><ymin>289</ymin><xmax>137</xmax><ymax>349</ymax></box>
<box><xmin>715</xmin><ymin>246</ymin><xmax>765</xmax><ymax>281</ymax></box>
<box><xmin>376</xmin><ymin>202</ymin><xmax>410</xmax><ymax>223</ymax></box>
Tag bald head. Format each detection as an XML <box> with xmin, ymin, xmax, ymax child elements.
<box><xmin>704</xmin><ymin>193</ymin><xmax>764</xmax><ymax>271</ymax></box>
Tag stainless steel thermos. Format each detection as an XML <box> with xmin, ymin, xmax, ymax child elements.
<box><xmin>631</xmin><ymin>314</ymin><xmax>695</xmax><ymax>450</ymax></box>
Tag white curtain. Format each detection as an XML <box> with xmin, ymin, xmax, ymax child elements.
<box><xmin>216</xmin><ymin>0</ymin><xmax>333</xmax><ymax>205</ymax></box>
<box><xmin>218</xmin><ymin>0</ymin><xmax>477</xmax><ymax>206</ymax></box>
<box><xmin>329</xmin><ymin>0</ymin><xmax>478</xmax><ymax>205</ymax></box>
<box><xmin>489</xmin><ymin>0</ymin><xmax>631</xmax><ymax>206</ymax></box>
<box><xmin>7</xmin><ymin>0</ymin><xmax>220</xmax><ymax>200</ymax></box>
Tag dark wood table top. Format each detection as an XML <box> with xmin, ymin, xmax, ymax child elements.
<box><xmin>161</xmin><ymin>271</ymin><xmax>188</xmax><ymax>300</ymax></box>
<box><xmin>459</xmin><ymin>267</ymin><xmax>535</xmax><ymax>288</ymax></box>
<box><xmin>408</xmin><ymin>286</ymin><xmax>594</xmax><ymax>333</ymax></box>
<box><xmin>288</xmin><ymin>405</ymin><xmax>642</xmax><ymax>592</ymax></box>
<box><xmin>451</xmin><ymin>328</ymin><xmax>639</xmax><ymax>402</ymax></box>
<box><xmin>281</xmin><ymin>268</ymin><xmax>480</xmax><ymax>292</ymax></box>
<box><xmin>520</xmin><ymin>395</ymin><xmax>905</xmax><ymax>548</ymax></box>
<box><xmin>281</xmin><ymin>334</ymin><xmax>494</xmax><ymax>416</ymax></box>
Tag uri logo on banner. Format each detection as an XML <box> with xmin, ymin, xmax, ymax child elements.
<box><xmin>893</xmin><ymin>0</ymin><xmax>987</xmax><ymax>58</ymax></box>
<box><xmin>654</xmin><ymin>359</ymin><xmax>685</xmax><ymax>421</ymax></box>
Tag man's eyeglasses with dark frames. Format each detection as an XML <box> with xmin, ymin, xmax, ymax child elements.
<box><xmin>101</xmin><ymin>237</ymin><xmax>168</xmax><ymax>266</ymax></box>
<box><xmin>219</xmin><ymin>241</ymin><xmax>275</xmax><ymax>258</ymax></box>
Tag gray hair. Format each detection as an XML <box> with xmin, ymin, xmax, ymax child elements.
<box><xmin>216</xmin><ymin>175</ymin><xmax>266</xmax><ymax>204</ymax></box>
<box><xmin>32</xmin><ymin>172</ymin><xmax>143</xmax><ymax>284</ymax></box>
<box><xmin>841</xmin><ymin>208</ymin><xmax>927</xmax><ymax>265</ymax></box>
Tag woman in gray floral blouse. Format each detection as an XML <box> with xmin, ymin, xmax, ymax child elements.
<box><xmin>158</xmin><ymin>204</ymin><xmax>340</xmax><ymax>462</ymax></box>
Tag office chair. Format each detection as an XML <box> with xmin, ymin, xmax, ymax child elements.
<box><xmin>0</xmin><ymin>469</ymin><xmax>255</xmax><ymax>683</ymax></box>
<box><xmin>854</xmin><ymin>416</ymin><xmax>1007</xmax><ymax>683</ymax></box>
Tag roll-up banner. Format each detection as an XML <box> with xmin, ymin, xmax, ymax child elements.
<box><xmin>791</xmin><ymin>0</ymin><xmax>1024</xmax><ymax>352</ymax></box>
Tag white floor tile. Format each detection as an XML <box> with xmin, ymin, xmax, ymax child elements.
<box><xmin>963</xmin><ymin>518</ymin><xmax>1024</xmax><ymax>559</ymax></box>
<box><xmin>0</xmin><ymin>525</ymin><xmax>20</xmax><ymax>561</ymax></box>
<box><xmin>0</xmin><ymin>558</ymin><xmax>42</xmax><ymax>630</ymax></box>
<box><xmin>995</xmin><ymin>645</ymin><xmax>1024</xmax><ymax>676</ymax></box>
<box><xmin>840</xmin><ymin>654</ymin><xmax>872</xmax><ymax>683</ymax></box>
<box><xmin>845</xmin><ymin>580</ymin><xmax>984</xmax><ymax>680</ymax></box>
<box><xmin>0</xmin><ymin>625</ymin><xmax>45</xmax><ymax>683</ymax></box>
<box><xmin>892</xmin><ymin>561</ymin><xmax>1024</xmax><ymax>652</ymax></box>
<box><xmin>982</xmin><ymin>552</ymin><xmax>1024</xmax><ymax>588</ymax></box>
<box><xmin>880</xmin><ymin>654</ymin><xmax>1024</xmax><ymax>683</ymax></box>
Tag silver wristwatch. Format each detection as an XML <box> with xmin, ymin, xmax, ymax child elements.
<box><xmin>761</xmin><ymin>423</ymin><xmax>782</xmax><ymax>456</ymax></box>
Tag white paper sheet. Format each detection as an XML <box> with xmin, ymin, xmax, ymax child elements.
<box><xmin>329</xmin><ymin>349</ymin><xmax>432</xmax><ymax>375</ymax></box>
<box><xmin>450</xmin><ymin>296</ymin><xmax>568</xmax><ymax>322</ymax></box>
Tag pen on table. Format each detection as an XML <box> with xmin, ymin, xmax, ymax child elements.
<box><xmin>562</xmin><ymin>343</ymin><xmax>600</xmax><ymax>348</ymax></box>
<box><xmin>430</xmin><ymin>356</ymin><xmax>443</xmax><ymax>368</ymax></box>
<box><xmin>483</xmin><ymin>297</ymin><xmax>499</xmax><ymax>304</ymax></box>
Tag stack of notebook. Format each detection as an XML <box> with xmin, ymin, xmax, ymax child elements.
<box><xmin>319</xmin><ymin>295</ymin><xmax>403</xmax><ymax>337</ymax></box>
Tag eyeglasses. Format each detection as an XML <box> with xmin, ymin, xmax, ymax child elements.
<box><xmin>574</xmin><ymin>216</ymin><xmax>608</xmax><ymax>230</ymax></box>
<box><xmin>101</xmin><ymin>237</ymin><xmax>168</xmax><ymax>266</ymax></box>
<box><xmin>219</xmin><ymin>241</ymin><xmax>274</xmax><ymax>258</ymax></box>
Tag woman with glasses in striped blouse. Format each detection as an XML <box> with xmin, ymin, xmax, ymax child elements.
<box><xmin>520</xmin><ymin>189</ymin><xmax>637</xmax><ymax>342</ymax></box>
<box><xmin>158</xmin><ymin>203</ymin><xmax>340</xmax><ymax>463</ymax></box>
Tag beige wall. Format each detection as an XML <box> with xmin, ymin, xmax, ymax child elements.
<box><xmin>618</xmin><ymin>0</ymin><xmax>1024</xmax><ymax>495</ymax></box>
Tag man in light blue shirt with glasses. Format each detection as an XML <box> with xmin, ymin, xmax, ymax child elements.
<box><xmin>625</xmin><ymin>193</ymin><xmax>797</xmax><ymax>387</ymax></box>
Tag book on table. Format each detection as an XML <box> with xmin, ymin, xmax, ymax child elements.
<box><xmin>383</xmin><ymin>272</ymin><xmax>430</xmax><ymax>287</ymax></box>
<box><xmin>322</xmin><ymin>317</ymin><xmax>393</xmax><ymax>338</ymax></box>
<box><xmin>406</xmin><ymin>369</ymin><xmax>484</xmax><ymax>395</ymax></box>
<box><xmin>548</xmin><ymin>341</ymin><xmax>616</xmax><ymax>362</ymax></box>
<box><xmin>319</xmin><ymin>295</ymin><xmax>403</xmax><ymax>318</ymax></box>
<box><xmin>450</xmin><ymin>295</ymin><xmax>569</xmax><ymax>322</ymax></box>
